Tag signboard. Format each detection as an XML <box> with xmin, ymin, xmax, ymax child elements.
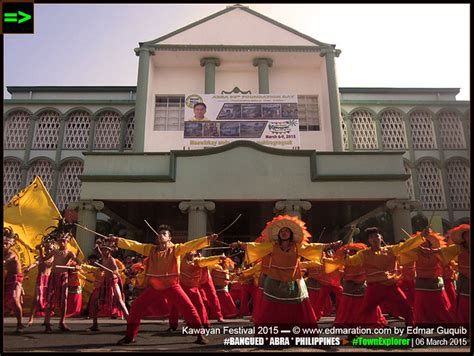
<box><xmin>183</xmin><ymin>94</ymin><xmax>300</xmax><ymax>149</ymax></box>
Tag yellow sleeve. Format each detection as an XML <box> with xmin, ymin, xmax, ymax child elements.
<box><xmin>194</xmin><ymin>255</ymin><xmax>222</xmax><ymax>268</ymax></box>
<box><xmin>241</xmin><ymin>262</ymin><xmax>262</xmax><ymax>277</ymax></box>
<box><xmin>298</xmin><ymin>243</ymin><xmax>325</xmax><ymax>261</ymax></box>
<box><xmin>242</xmin><ymin>242</ymin><xmax>273</xmax><ymax>265</ymax></box>
<box><xmin>390</xmin><ymin>234</ymin><xmax>425</xmax><ymax>256</ymax></box>
<box><xmin>345</xmin><ymin>250</ymin><xmax>365</xmax><ymax>266</ymax></box>
<box><xmin>300</xmin><ymin>260</ymin><xmax>323</xmax><ymax>269</ymax></box>
<box><xmin>323</xmin><ymin>257</ymin><xmax>343</xmax><ymax>274</ymax></box>
<box><xmin>117</xmin><ymin>238</ymin><xmax>154</xmax><ymax>257</ymax></box>
<box><xmin>174</xmin><ymin>236</ymin><xmax>210</xmax><ymax>257</ymax></box>
<box><xmin>80</xmin><ymin>263</ymin><xmax>99</xmax><ymax>274</ymax></box>
<box><xmin>114</xmin><ymin>258</ymin><xmax>126</xmax><ymax>272</ymax></box>
<box><xmin>398</xmin><ymin>250</ymin><xmax>419</xmax><ymax>265</ymax></box>
<box><xmin>440</xmin><ymin>244</ymin><xmax>462</xmax><ymax>265</ymax></box>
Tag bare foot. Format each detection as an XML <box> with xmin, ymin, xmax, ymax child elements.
<box><xmin>59</xmin><ymin>324</ymin><xmax>71</xmax><ymax>332</ymax></box>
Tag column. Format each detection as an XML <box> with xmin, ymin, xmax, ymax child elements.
<box><xmin>179</xmin><ymin>200</ymin><xmax>215</xmax><ymax>241</ymax></box>
<box><xmin>274</xmin><ymin>200</ymin><xmax>312</xmax><ymax>219</ymax></box>
<box><xmin>119</xmin><ymin>114</ymin><xmax>128</xmax><ymax>152</ymax></box>
<box><xmin>320</xmin><ymin>47</ymin><xmax>343</xmax><ymax>152</ymax></box>
<box><xmin>345</xmin><ymin>114</ymin><xmax>354</xmax><ymax>151</ymax></box>
<box><xmin>253</xmin><ymin>58</ymin><xmax>273</xmax><ymax>94</ymax></box>
<box><xmin>200</xmin><ymin>57</ymin><xmax>220</xmax><ymax>94</ymax></box>
<box><xmin>87</xmin><ymin>113</ymin><xmax>98</xmax><ymax>152</ymax></box>
<box><xmin>386</xmin><ymin>199</ymin><xmax>420</xmax><ymax>242</ymax></box>
<box><xmin>133</xmin><ymin>46</ymin><xmax>155</xmax><ymax>153</ymax></box>
<box><xmin>374</xmin><ymin>115</ymin><xmax>383</xmax><ymax>151</ymax></box>
<box><xmin>68</xmin><ymin>200</ymin><xmax>104</xmax><ymax>257</ymax></box>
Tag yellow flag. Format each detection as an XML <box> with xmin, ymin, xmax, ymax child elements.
<box><xmin>4</xmin><ymin>176</ymin><xmax>84</xmax><ymax>311</ymax></box>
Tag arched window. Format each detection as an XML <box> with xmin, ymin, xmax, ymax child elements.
<box><xmin>351</xmin><ymin>110</ymin><xmax>378</xmax><ymax>150</ymax></box>
<box><xmin>4</xmin><ymin>110</ymin><xmax>31</xmax><ymax>149</ymax></box>
<box><xmin>63</xmin><ymin>110</ymin><xmax>91</xmax><ymax>149</ymax></box>
<box><xmin>340</xmin><ymin>113</ymin><xmax>349</xmax><ymax>151</ymax></box>
<box><xmin>3</xmin><ymin>159</ymin><xmax>22</xmax><ymax>204</ymax></box>
<box><xmin>446</xmin><ymin>160</ymin><xmax>470</xmax><ymax>210</ymax></box>
<box><xmin>404</xmin><ymin>163</ymin><xmax>415</xmax><ymax>200</ymax></box>
<box><xmin>409</xmin><ymin>110</ymin><xmax>436</xmax><ymax>149</ymax></box>
<box><xmin>94</xmin><ymin>111</ymin><xmax>121</xmax><ymax>149</ymax></box>
<box><xmin>417</xmin><ymin>160</ymin><xmax>446</xmax><ymax>210</ymax></box>
<box><xmin>124</xmin><ymin>113</ymin><xmax>135</xmax><ymax>150</ymax></box>
<box><xmin>56</xmin><ymin>160</ymin><xmax>84</xmax><ymax>211</ymax></box>
<box><xmin>438</xmin><ymin>111</ymin><xmax>465</xmax><ymax>149</ymax></box>
<box><xmin>26</xmin><ymin>159</ymin><xmax>55</xmax><ymax>193</ymax></box>
<box><xmin>32</xmin><ymin>110</ymin><xmax>61</xmax><ymax>149</ymax></box>
<box><xmin>380</xmin><ymin>110</ymin><xmax>407</xmax><ymax>150</ymax></box>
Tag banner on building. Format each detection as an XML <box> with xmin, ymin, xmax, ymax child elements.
<box><xmin>183</xmin><ymin>94</ymin><xmax>300</xmax><ymax>149</ymax></box>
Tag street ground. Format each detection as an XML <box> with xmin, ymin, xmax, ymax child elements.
<box><xmin>3</xmin><ymin>316</ymin><xmax>471</xmax><ymax>353</ymax></box>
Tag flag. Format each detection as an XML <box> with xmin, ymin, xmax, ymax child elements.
<box><xmin>4</xmin><ymin>176</ymin><xmax>85</xmax><ymax>312</ymax></box>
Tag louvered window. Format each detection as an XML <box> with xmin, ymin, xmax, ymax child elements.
<box><xmin>94</xmin><ymin>111</ymin><xmax>121</xmax><ymax>149</ymax></box>
<box><xmin>380</xmin><ymin>110</ymin><xmax>407</xmax><ymax>150</ymax></box>
<box><xmin>26</xmin><ymin>160</ymin><xmax>55</xmax><ymax>193</ymax></box>
<box><xmin>438</xmin><ymin>111</ymin><xmax>465</xmax><ymax>149</ymax></box>
<box><xmin>32</xmin><ymin>111</ymin><xmax>61</xmax><ymax>149</ymax></box>
<box><xmin>4</xmin><ymin>111</ymin><xmax>31</xmax><ymax>149</ymax></box>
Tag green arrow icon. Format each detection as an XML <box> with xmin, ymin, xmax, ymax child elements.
<box><xmin>3</xmin><ymin>11</ymin><xmax>32</xmax><ymax>24</ymax></box>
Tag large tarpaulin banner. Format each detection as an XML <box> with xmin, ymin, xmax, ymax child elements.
<box><xmin>183</xmin><ymin>94</ymin><xmax>300</xmax><ymax>149</ymax></box>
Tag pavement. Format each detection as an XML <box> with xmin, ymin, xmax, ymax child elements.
<box><xmin>3</xmin><ymin>316</ymin><xmax>471</xmax><ymax>353</ymax></box>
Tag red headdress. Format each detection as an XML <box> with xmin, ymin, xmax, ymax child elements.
<box><xmin>257</xmin><ymin>215</ymin><xmax>311</xmax><ymax>244</ymax></box>
<box><xmin>447</xmin><ymin>224</ymin><xmax>470</xmax><ymax>245</ymax></box>
<box><xmin>334</xmin><ymin>242</ymin><xmax>367</xmax><ymax>260</ymax></box>
<box><xmin>413</xmin><ymin>229</ymin><xmax>447</xmax><ymax>248</ymax></box>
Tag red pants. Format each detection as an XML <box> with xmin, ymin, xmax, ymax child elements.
<box><xmin>126</xmin><ymin>283</ymin><xmax>202</xmax><ymax>339</ymax></box>
<box><xmin>36</xmin><ymin>273</ymin><xmax>50</xmax><ymax>312</ymax></box>
<box><xmin>360</xmin><ymin>283</ymin><xmax>413</xmax><ymax>326</ymax></box>
<box><xmin>46</xmin><ymin>272</ymin><xmax>68</xmax><ymax>311</ymax></box>
<box><xmin>200</xmin><ymin>279</ymin><xmax>223</xmax><ymax>320</ymax></box>
<box><xmin>443</xmin><ymin>278</ymin><xmax>456</xmax><ymax>313</ymax></box>
<box><xmin>311</xmin><ymin>285</ymin><xmax>342</xmax><ymax>320</ymax></box>
<box><xmin>66</xmin><ymin>292</ymin><xmax>82</xmax><ymax>317</ymax></box>
<box><xmin>334</xmin><ymin>294</ymin><xmax>387</xmax><ymax>328</ymax></box>
<box><xmin>399</xmin><ymin>279</ymin><xmax>415</xmax><ymax>308</ymax></box>
<box><xmin>456</xmin><ymin>294</ymin><xmax>469</xmax><ymax>327</ymax></box>
<box><xmin>414</xmin><ymin>289</ymin><xmax>454</xmax><ymax>326</ymax></box>
<box><xmin>170</xmin><ymin>285</ymin><xmax>209</xmax><ymax>329</ymax></box>
<box><xmin>216</xmin><ymin>290</ymin><xmax>238</xmax><ymax>318</ymax></box>
<box><xmin>239</xmin><ymin>284</ymin><xmax>257</xmax><ymax>317</ymax></box>
<box><xmin>308</xmin><ymin>289</ymin><xmax>333</xmax><ymax>318</ymax></box>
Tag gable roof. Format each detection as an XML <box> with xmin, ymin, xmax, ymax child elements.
<box><xmin>142</xmin><ymin>4</ymin><xmax>333</xmax><ymax>48</ymax></box>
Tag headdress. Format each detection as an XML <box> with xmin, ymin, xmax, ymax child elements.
<box><xmin>334</xmin><ymin>242</ymin><xmax>367</xmax><ymax>260</ymax></box>
<box><xmin>3</xmin><ymin>226</ymin><xmax>18</xmax><ymax>245</ymax></box>
<box><xmin>413</xmin><ymin>229</ymin><xmax>447</xmax><ymax>248</ymax></box>
<box><xmin>258</xmin><ymin>215</ymin><xmax>311</xmax><ymax>244</ymax></box>
<box><xmin>447</xmin><ymin>224</ymin><xmax>470</xmax><ymax>245</ymax></box>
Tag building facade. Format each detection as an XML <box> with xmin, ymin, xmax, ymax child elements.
<box><xmin>3</xmin><ymin>5</ymin><xmax>470</xmax><ymax>256</ymax></box>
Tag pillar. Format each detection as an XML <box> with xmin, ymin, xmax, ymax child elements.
<box><xmin>179</xmin><ymin>200</ymin><xmax>215</xmax><ymax>240</ymax></box>
<box><xmin>68</xmin><ymin>200</ymin><xmax>104</xmax><ymax>257</ymax></box>
<box><xmin>133</xmin><ymin>46</ymin><xmax>155</xmax><ymax>152</ymax></box>
<box><xmin>253</xmin><ymin>58</ymin><xmax>273</xmax><ymax>94</ymax></box>
<box><xmin>386</xmin><ymin>199</ymin><xmax>420</xmax><ymax>242</ymax></box>
<box><xmin>200</xmin><ymin>57</ymin><xmax>220</xmax><ymax>94</ymax></box>
<box><xmin>274</xmin><ymin>200</ymin><xmax>312</xmax><ymax>219</ymax></box>
<box><xmin>320</xmin><ymin>47</ymin><xmax>343</xmax><ymax>151</ymax></box>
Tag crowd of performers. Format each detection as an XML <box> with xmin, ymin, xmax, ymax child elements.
<box><xmin>3</xmin><ymin>215</ymin><xmax>470</xmax><ymax>346</ymax></box>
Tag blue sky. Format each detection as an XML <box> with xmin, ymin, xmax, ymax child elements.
<box><xmin>4</xmin><ymin>4</ymin><xmax>470</xmax><ymax>100</ymax></box>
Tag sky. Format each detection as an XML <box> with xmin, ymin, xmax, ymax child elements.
<box><xmin>4</xmin><ymin>3</ymin><xmax>470</xmax><ymax>100</ymax></box>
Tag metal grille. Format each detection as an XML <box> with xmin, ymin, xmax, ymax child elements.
<box><xmin>3</xmin><ymin>159</ymin><xmax>22</xmax><ymax>204</ymax></box>
<box><xmin>351</xmin><ymin>110</ymin><xmax>378</xmax><ymax>150</ymax></box>
<box><xmin>154</xmin><ymin>96</ymin><xmax>185</xmax><ymax>131</ymax></box>
<box><xmin>124</xmin><ymin>113</ymin><xmax>135</xmax><ymax>150</ymax></box>
<box><xmin>409</xmin><ymin>110</ymin><xmax>436</xmax><ymax>149</ymax></box>
<box><xmin>32</xmin><ymin>111</ymin><xmax>61</xmax><ymax>149</ymax></box>
<box><xmin>56</xmin><ymin>160</ymin><xmax>84</xmax><ymax>211</ymax></box>
<box><xmin>404</xmin><ymin>163</ymin><xmax>415</xmax><ymax>200</ymax></box>
<box><xmin>297</xmin><ymin>95</ymin><xmax>320</xmax><ymax>131</ymax></box>
<box><xmin>380</xmin><ymin>110</ymin><xmax>407</xmax><ymax>149</ymax></box>
<box><xmin>341</xmin><ymin>113</ymin><xmax>349</xmax><ymax>150</ymax></box>
<box><xmin>26</xmin><ymin>160</ymin><xmax>55</xmax><ymax>193</ymax></box>
<box><xmin>417</xmin><ymin>160</ymin><xmax>446</xmax><ymax>210</ymax></box>
<box><xmin>438</xmin><ymin>111</ymin><xmax>465</xmax><ymax>149</ymax></box>
<box><xmin>4</xmin><ymin>111</ymin><xmax>31</xmax><ymax>149</ymax></box>
<box><xmin>446</xmin><ymin>160</ymin><xmax>470</xmax><ymax>210</ymax></box>
<box><xmin>94</xmin><ymin>111</ymin><xmax>121</xmax><ymax>149</ymax></box>
<box><xmin>63</xmin><ymin>110</ymin><xmax>91</xmax><ymax>149</ymax></box>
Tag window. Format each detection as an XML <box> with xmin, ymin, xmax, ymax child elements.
<box><xmin>63</xmin><ymin>110</ymin><xmax>91</xmax><ymax>149</ymax></box>
<box><xmin>351</xmin><ymin>110</ymin><xmax>378</xmax><ymax>150</ymax></box>
<box><xmin>3</xmin><ymin>159</ymin><xmax>22</xmax><ymax>204</ymax></box>
<box><xmin>409</xmin><ymin>110</ymin><xmax>436</xmax><ymax>149</ymax></box>
<box><xmin>26</xmin><ymin>159</ymin><xmax>55</xmax><ymax>193</ymax></box>
<box><xmin>438</xmin><ymin>111</ymin><xmax>465</xmax><ymax>149</ymax></box>
<box><xmin>446</xmin><ymin>160</ymin><xmax>470</xmax><ymax>210</ymax></box>
<box><xmin>297</xmin><ymin>95</ymin><xmax>320</xmax><ymax>131</ymax></box>
<box><xmin>94</xmin><ymin>111</ymin><xmax>121</xmax><ymax>149</ymax></box>
<box><xmin>56</xmin><ymin>160</ymin><xmax>84</xmax><ymax>211</ymax></box>
<box><xmin>32</xmin><ymin>111</ymin><xmax>61</xmax><ymax>149</ymax></box>
<box><xmin>341</xmin><ymin>112</ymin><xmax>349</xmax><ymax>151</ymax></box>
<box><xmin>417</xmin><ymin>160</ymin><xmax>446</xmax><ymax>210</ymax></box>
<box><xmin>4</xmin><ymin>110</ymin><xmax>31</xmax><ymax>149</ymax></box>
<box><xmin>380</xmin><ymin>110</ymin><xmax>407</xmax><ymax>150</ymax></box>
<box><xmin>154</xmin><ymin>96</ymin><xmax>185</xmax><ymax>131</ymax></box>
<box><xmin>124</xmin><ymin>113</ymin><xmax>135</xmax><ymax>150</ymax></box>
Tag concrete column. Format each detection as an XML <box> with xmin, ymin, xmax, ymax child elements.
<box><xmin>200</xmin><ymin>57</ymin><xmax>221</xmax><ymax>94</ymax></box>
<box><xmin>68</xmin><ymin>200</ymin><xmax>104</xmax><ymax>257</ymax></box>
<box><xmin>374</xmin><ymin>115</ymin><xmax>383</xmax><ymax>151</ymax></box>
<box><xmin>386</xmin><ymin>199</ymin><xmax>420</xmax><ymax>242</ymax></box>
<box><xmin>133</xmin><ymin>46</ymin><xmax>155</xmax><ymax>152</ymax></box>
<box><xmin>320</xmin><ymin>47</ymin><xmax>343</xmax><ymax>152</ymax></box>
<box><xmin>87</xmin><ymin>113</ymin><xmax>98</xmax><ymax>152</ymax></box>
<box><xmin>274</xmin><ymin>200</ymin><xmax>312</xmax><ymax>219</ymax></box>
<box><xmin>253</xmin><ymin>58</ymin><xmax>273</xmax><ymax>94</ymax></box>
<box><xmin>179</xmin><ymin>200</ymin><xmax>215</xmax><ymax>241</ymax></box>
